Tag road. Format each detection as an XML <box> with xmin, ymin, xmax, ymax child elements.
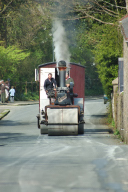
<box><xmin>0</xmin><ymin>99</ymin><xmax>128</xmax><ymax>192</ymax></box>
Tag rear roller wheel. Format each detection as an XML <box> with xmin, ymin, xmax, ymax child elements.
<box><xmin>78</xmin><ymin>123</ymin><xmax>84</xmax><ymax>134</ymax></box>
<box><xmin>37</xmin><ymin>114</ymin><xmax>40</xmax><ymax>129</ymax></box>
<box><xmin>40</xmin><ymin>124</ymin><xmax>48</xmax><ymax>134</ymax></box>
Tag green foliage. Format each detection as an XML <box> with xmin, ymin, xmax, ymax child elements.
<box><xmin>15</xmin><ymin>91</ymin><xmax>39</xmax><ymax>101</ymax></box>
<box><xmin>65</xmin><ymin>20</ymin><xmax>104</xmax><ymax>96</ymax></box>
<box><xmin>107</xmin><ymin>100</ymin><xmax>114</xmax><ymax>124</ymax></box>
<box><xmin>0</xmin><ymin>0</ymin><xmax>53</xmax><ymax>84</ymax></box>
<box><xmin>114</xmin><ymin>129</ymin><xmax>120</xmax><ymax>135</ymax></box>
<box><xmin>6</xmin><ymin>1</ymin><xmax>51</xmax><ymax>48</ymax></box>
<box><xmin>111</xmin><ymin>119</ymin><xmax>115</xmax><ymax>128</ymax></box>
<box><xmin>0</xmin><ymin>45</ymin><xmax>30</xmax><ymax>81</ymax></box>
<box><xmin>0</xmin><ymin>0</ymin><xmax>126</xmax><ymax>100</ymax></box>
<box><xmin>114</xmin><ymin>129</ymin><xmax>121</xmax><ymax>139</ymax></box>
<box><xmin>94</xmin><ymin>25</ymin><xmax>123</xmax><ymax>97</ymax></box>
<box><xmin>68</xmin><ymin>0</ymin><xmax>125</xmax><ymax>97</ymax></box>
<box><xmin>85</xmin><ymin>86</ymin><xmax>103</xmax><ymax>96</ymax></box>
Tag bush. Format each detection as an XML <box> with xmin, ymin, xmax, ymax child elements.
<box><xmin>15</xmin><ymin>91</ymin><xmax>39</xmax><ymax>101</ymax></box>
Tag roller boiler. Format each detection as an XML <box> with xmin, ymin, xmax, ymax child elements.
<box><xmin>36</xmin><ymin>60</ymin><xmax>85</xmax><ymax>136</ymax></box>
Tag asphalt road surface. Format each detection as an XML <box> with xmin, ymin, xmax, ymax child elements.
<box><xmin>0</xmin><ymin>98</ymin><xmax>128</xmax><ymax>192</ymax></box>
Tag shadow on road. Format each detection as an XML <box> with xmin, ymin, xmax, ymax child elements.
<box><xmin>0</xmin><ymin>120</ymin><xmax>36</xmax><ymax>126</ymax></box>
<box><xmin>90</xmin><ymin>114</ymin><xmax>107</xmax><ymax>118</ymax></box>
<box><xmin>84</xmin><ymin>128</ymin><xmax>113</xmax><ymax>134</ymax></box>
<box><xmin>0</xmin><ymin>133</ymin><xmax>38</xmax><ymax>145</ymax></box>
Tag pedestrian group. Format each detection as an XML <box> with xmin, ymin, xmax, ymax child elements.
<box><xmin>0</xmin><ymin>80</ymin><xmax>15</xmax><ymax>104</ymax></box>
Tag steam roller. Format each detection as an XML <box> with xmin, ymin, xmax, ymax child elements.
<box><xmin>36</xmin><ymin>60</ymin><xmax>85</xmax><ymax>136</ymax></box>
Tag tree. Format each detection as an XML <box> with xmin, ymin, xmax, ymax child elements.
<box><xmin>94</xmin><ymin>24</ymin><xmax>123</xmax><ymax>97</ymax></box>
<box><xmin>0</xmin><ymin>0</ymin><xmax>53</xmax><ymax>82</ymax></box>
<box><xmin>0</xmin><ymin>0</ymin><xmax>127</xmax><ymax>97</ymax></box>
<box><xmin>0</xmin><ymin>45</ymin><xmax>30</xmax><ymax>82</ymax></box>
<box><xmin>49</xmin><ymin>0</ymin><xmax>126</xmax><ymax>96</ymax></box>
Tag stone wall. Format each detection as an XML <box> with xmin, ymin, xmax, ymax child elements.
<box><xmin>112</xmin><ymin>38</ymin><xmax>128</xmax><ymax>143</ymax></box>
<box><xmin>123</xmin><ymin>1</ymin><xmax>128</xmax><ymax>143</ymax></box>
<box><xmin>111</xmin><ymin>3</ymin><xmax>128</xmax><ymax>143</ymax></box>
<box><xmin>123</xmin><ymin>39</ymin><xmax>128</xmax><ymax>143</ymax></box>
<box><xmin>112</xmin><ymin>90</ymin><xmax>124</xmax><ymax>141</ymax></box>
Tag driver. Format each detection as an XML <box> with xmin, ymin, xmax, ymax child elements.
<box><xmin>44</xmin><ymin>73</ymin><xmax>57</xmax><ymax>92</ymax></box>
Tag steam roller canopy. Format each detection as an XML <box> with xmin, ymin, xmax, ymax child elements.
<box><xmin>47</xmin><ymin>108</ymin><xmax>78</xmax><ymax>136</ymax></box>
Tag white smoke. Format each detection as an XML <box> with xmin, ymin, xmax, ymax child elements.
<box><xmin>52</xmin><ymin>19</ymin><xmax>70</xmax><ymax>68</ymax></box>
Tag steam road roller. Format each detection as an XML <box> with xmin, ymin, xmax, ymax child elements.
<box><xmin>36</xmin><ymin>60</ymin><xmax>85</xmax><ymax>136</ymax></box>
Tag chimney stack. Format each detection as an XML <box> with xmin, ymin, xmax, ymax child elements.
<box><xmin>58</xmin><ymin>60</ymin><xmax>66</xmax><ymax>87</ymax></box>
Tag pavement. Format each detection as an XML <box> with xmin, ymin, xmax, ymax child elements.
<box><xmin>0</xmin><ymin>100</ymin><xmax>39</xmax><ymax>120</ymax></box>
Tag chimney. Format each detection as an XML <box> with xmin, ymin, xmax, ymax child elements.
<box><xmin>58</xmin><ymin>60</ymin><xmax>66</xmax><ymax>87</ymax></box>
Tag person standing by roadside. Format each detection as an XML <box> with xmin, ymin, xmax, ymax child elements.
<box><xmin>5</xmin><ymin>81</ymin><xmax>9</xmax><ymax>102</ymax></box>
<box><xmin>1</xmin><ymin>80</ymin><xmax>5</xmax><ymax>104</ymax></box>
<box><xmin>9</xmin><ymin>86</ymin><xmax>15</xmax><ymax>102</ymax></box>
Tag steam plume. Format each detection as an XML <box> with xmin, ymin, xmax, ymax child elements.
<box><xmin>52</xmin><ymin>19</ymin><xmax>70</xmax><ymax>68</ymax></box>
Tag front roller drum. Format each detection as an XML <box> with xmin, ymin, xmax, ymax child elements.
<box><xmin>47</xmin><ymin>107</ymin><xmax>79</xmax><ymax>136</ymax></box>
<box><xmin>48</xmin><ymin>125</ymin><xmax>78</xmax><ymax>136</ymax></box>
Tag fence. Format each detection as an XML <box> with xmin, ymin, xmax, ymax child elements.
<box><xmin>13</xmin><ymin>81</ymin><xmax>39</xmax><ymax>94</ymax></box>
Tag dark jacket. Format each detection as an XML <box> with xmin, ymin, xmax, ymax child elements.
<box><xmin>44</xmin><ymin>78</ymin><xmax>57</xmax><ymax>91</ymax></box>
